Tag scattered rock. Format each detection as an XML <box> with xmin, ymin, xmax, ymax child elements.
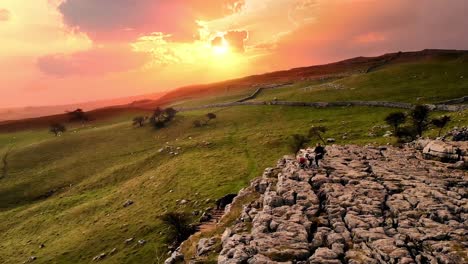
<box><xmin>92</xmin><ymin>253</ymin><xmax>106</xmax><ymax>261</ymax></box>
<box><xmin>125</xmin><ymin>238</ymin><xmax>134</xmax><ymax>244</ymax></box>
<box><xmin>447</xmin><ymin>127</ymin><xmax>468</xmax><ymax>141</ymax></box>
<box><xmin>164</xmin><ymin>250</ymin><xmax>184</xmax><ymax>264</ymax></box>
<box><xmin>123</xmin><ymin>200</ymin><xmax>134</xmax><ymax>207</ymax></box>
<box><xmin>196</xmin><ymin>237</ymin><xmax>217</xmax><ymax>256</ymax></box>
<box><xmin>327</xmin><ymin>138</ymin><xmax>336</xmax><ymax>143</ymax></box>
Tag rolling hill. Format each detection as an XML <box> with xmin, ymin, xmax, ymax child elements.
<box><xmin>0</xmin><ymin>49</ymin><xmax>467</xmax><ymax>264</ymax></box>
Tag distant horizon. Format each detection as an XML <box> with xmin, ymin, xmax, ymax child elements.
<box><xmin>2</xmin><ymin>47</ymin><xmax>467</xmax><ymax>110</ymax></box>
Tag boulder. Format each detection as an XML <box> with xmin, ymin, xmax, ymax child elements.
<box><xmin>92</xmin><ymin>253</ymin><xmax>106</xmax><ymax>261</ymax></box>
<box><xmin>196</xmin><ymin>237</ymin><xmax>217</xmax><ymax>256</ymax></box>
<box><xmin>123</xmin><ymin>200</ymin><xmax>134</xmax><ymax>207</ymax></box>
<box><xmin>422</xmin><ymin>140</ymin><xmax>466</xmax><ymax>162</ymax></box>
<box><xmin>164</xmin><ymin>250</ymin><xmax>184</xmax><ymax>264</ymax></box>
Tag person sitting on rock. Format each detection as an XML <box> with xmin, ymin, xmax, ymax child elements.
<box><xmin>314</xmin><ymin>143</ymin><xmax>326</xmax><ymax>167</ymax></box>
<box><xmin>305</xmin><ymin>153</ymin><xmax>314</xmax><ymax>168</ymax></box>
<box><xmin>298</xmin><ymin>156</ymin><xmax>307</xmax><ymax>169</ymax></box>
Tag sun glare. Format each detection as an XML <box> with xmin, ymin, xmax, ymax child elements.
<box><xmin>212</xmin><ymin>39</ymin><xmax>230</xmax><ymax>55</ymax></box>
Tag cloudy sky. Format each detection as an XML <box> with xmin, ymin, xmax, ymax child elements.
<box><xmin>0</xmin><ymin>0</ymin><xmax>467</xmax><ymax>107</ymax></box>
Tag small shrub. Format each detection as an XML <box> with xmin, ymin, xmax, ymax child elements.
<box><xmin>289</xmin><ymin>134</ymin><xmax>309</xmax><ymax>154</ymax></box>
<box><xmin>395</xmin><ymin>126</ymin><xmax>417</xmax><ymax>143</ymax></box>
<box><xmin>49</xmin><ymin>123</ymin><xmax>66</xmax><ymax>136</ymax></box>
<box><xmin>206</xmin><ymin>113</ymin><xmax>217</xmax><ymax>123</ymax></box>
<box><xmin>431</xmin><ymin>115</ymin><xmax>451</xmax><ymax>137</ymax></box>
<box><xmin>385</xmin><ymin>112</ymin><xmax>406</xmax><ymax>134</ymax></box>
<box><xmin>411</xmin><ymin>105</ymin><xmax>430</xmax><ymax>137</ymax></box>
<box><xmin>160</xmin><ymin>212</ymin><xmax>196</xmax><ymax>247</ymax></box>
<box><xmin>66</xmin><ymin>108</ymin><xmax>88</xmax><ymax>122</ymax></box>
<box><xmin>132</xmin><ymin>116</ymin><xmax>145</xmax><ymax>127</ymax></box>
<box><xmin>193</xmin><ymin>120</ymin><xmax>202</xmax><ymax>128</ymax></box>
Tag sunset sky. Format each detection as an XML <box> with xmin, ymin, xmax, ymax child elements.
<box><xmin>1</xmin><ymin>0</ymin><xmax>467</xmax><ymax>108</ymax></box>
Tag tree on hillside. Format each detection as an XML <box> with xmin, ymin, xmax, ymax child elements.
<box><xmin>160</xmin><ymin>212</ymin><xmax>196</xmax><ymax>247</ymax></box>
<box><xmin>411</xmin><ymin>105</ymin><xmax>430</xmax><ymax>137</ymax></box>
<box><xmin>150</xmin><ymin>107</ymin><xmax>177</xmax><ymax>129</ymax></box>
<box><xmin>193</xmin><ymin>120</ymin><xmax>202</xmax><ymax>128</ymax></box>
<box><xmin>50</xmin><ymin>123</ymin><xmax>66</xmax><ymax>136</ymax></box>
<box><xmin>132</xmin><ymin>116</ymin><xmax>145</xmax><ymax>127</ymax></box>
<box><xmin>67</xmin><ymin>108</ymin><xmax>88</xmax><ymax>122</ymax></box>
<box><xmin>205</xmin><ymin>113</ymin><xmax>217</xmax><ymax>124</ymax></box>
<box><xmin>432</xmin><ymin>115</ymin><xmax>451</xmax><ymax>137</ymax></box>
<box><xmin>308</xmin><ymin>126</ymin><xmax>327</xmax><ymax>145</ymax></box>
<box><xmin>289</xmin><ymin>134</ymin><xmax>310</xmax><ymax>154</ymax></box>
<box><xmin>165</xmin><ymin>108</ymin><xmax>178</xmax><ymax>121</ymax></box>
<box><xmin>385</xmin><ymin>112</ymin><xmax>406</xmax><ymax>134</ymax></box>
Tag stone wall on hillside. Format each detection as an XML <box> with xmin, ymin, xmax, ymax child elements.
<box><xmin>176</xmin><ymin>100</ymin><xmax>468</xmax><ymax>112</ymax></box>
<box><xmin>218</xmin><ymin>145</ymin><xmax>467</xmax><ymax>264</ymax></box>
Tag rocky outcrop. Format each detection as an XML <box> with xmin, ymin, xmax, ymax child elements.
<box><xmin>446</xmin><ymin>127</ymin><xmax>468</xmax><ymax>142</ymax></box>
<box><xmin>218</xmin><ymin>145</ymin><xmax>467</xmax><ymax>263</ymax></box>
<box><xmin>422</xmin><ymin>140</ymin><xmax>466</xmax><ymax>162</ymax></box>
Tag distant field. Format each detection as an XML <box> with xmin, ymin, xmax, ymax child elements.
<box><xmin>253</xmin><ymin>58</ymin><xmax>468</xmax><ymax>104</ymax></box>
<box><xmin>1</xmin><ymin>51</ymin><xmax>468</xmax><ymax>263</ymax></box>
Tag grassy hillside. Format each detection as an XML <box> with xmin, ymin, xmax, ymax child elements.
<box><xmin>0</xmin><ymin>50</ymin><xmax>467</xmax><ymax>263</ymax></box>
<box><xmin>253</xmin><ymin>56</ymin><xmax>468</xmax><ymax>104</ymax></box>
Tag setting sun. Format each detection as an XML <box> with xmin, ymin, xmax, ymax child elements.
<box><xmin>212</xmin><ymin>37</ymin><xmax>230</xmax><ymax>55</ymax></box>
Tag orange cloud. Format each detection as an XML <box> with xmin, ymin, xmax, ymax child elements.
<box><xmin>353</xmin><ymin>32</ymin><xmax>387</xmax><ymax>44</ymax></box>
<box><xmin>58</xmin><ymin>0</ymin><xmax>245</xmax><ymax>42</ymax></box>
<box><xmin>37</xmin><ymin>45</ymin><xmax>150</xmax><ymax>77</ymax></box>
<box><xmin>0</xmin><ymin>8</ymin><xmax>11</xmax><ymax>21</ymax></box>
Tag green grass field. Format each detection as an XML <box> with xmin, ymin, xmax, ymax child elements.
<box><xmin>254</xmin><ymin>58</ymin><xmax>468</xmax><ymax>104</ymax></box>
<box><xmin>0</xmin><ymin>55</ymin><xmax>467</xmax><ymax>263</ymax></box>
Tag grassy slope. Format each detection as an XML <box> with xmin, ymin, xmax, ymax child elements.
<box><xmin>0</xmin><ymin>56</ymin><xmax>467</xmax><ymax>263</ymax></box>
<box><xmin>254</xmin><ymin>57</ymin><xmax>468</xmax><ymax>104</ymax></box>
